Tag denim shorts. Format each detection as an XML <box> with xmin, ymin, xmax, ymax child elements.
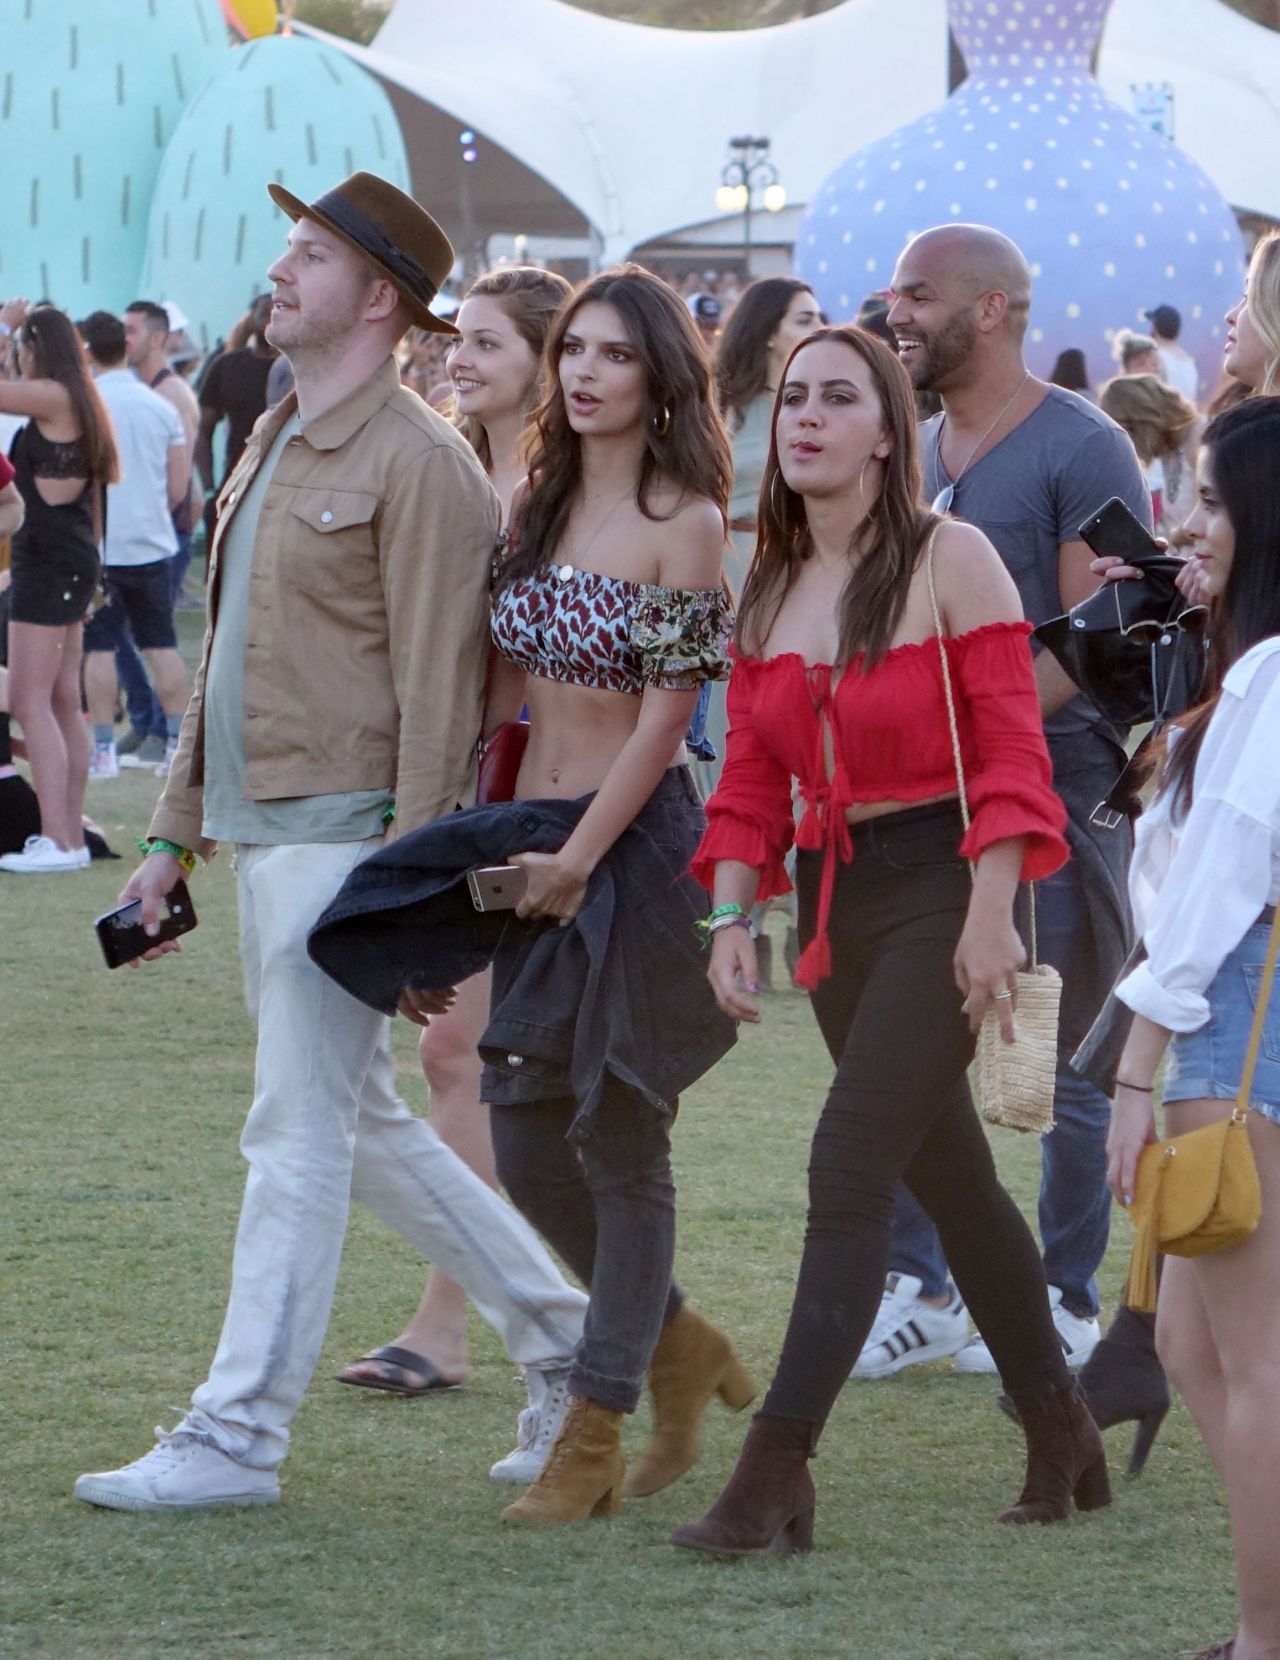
<box><xmin>1164</xmin><ymin>917</ymin><xmax>1280</xmax><ymax>1124</ymax></box>
<box><xmin>83</xmin><ymin>559</ymin><xmax>177</xmax><ymax>652</ymax></box>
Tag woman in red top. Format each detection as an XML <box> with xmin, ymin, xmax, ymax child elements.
<box><xmin>671</xmin><ymin>326</ymin><xmax>1109</xmax><ymax>1559</ymax></box>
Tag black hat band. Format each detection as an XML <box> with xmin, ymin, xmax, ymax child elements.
<box><xmin>312</xmin><ymin>190</ymin><xmax>439</xmax><ymax>308</ymax></box>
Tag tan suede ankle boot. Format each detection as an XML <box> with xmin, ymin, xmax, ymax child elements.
<box><xmin>501</xmin><ymin>1395</ymin><xmax>625</xmax><ymax>1525</ymax></box>
<box><xmin>624</xmin><ymin>1306</ymin><xmax>757</xmax><ymax>1498</ymax></box>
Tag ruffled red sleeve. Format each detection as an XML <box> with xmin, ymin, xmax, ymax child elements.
<box><xmin>691</xmin><ymin>658</ymin><xmax>796</xmax><ymax>899</ymax></box>
<box><xmin>949</xmin><ymin>624</ymin><xmax>1068</xmax><ymax>880</ymax></box>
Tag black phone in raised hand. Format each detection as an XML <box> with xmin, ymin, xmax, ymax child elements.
<box><xmin>95</xmin><ymin>880</ymin><xmax>197</xmax><ymax>968</ymax></box>
<box><xmin>1078</xmin><ymin>496</ymin><xmax>1163</xmax><ymax>567</ymax></box>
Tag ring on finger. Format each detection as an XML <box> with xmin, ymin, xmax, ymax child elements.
<box><xmin>994</xmin><ymin>990</ymin><xmax>1014</xmax><ymax>1001</ymax></box>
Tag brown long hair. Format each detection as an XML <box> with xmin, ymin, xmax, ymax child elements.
<box><xmin>736</xmin><ymin>325</ymin><xmax>936</xmax><ymax>669</ymax></box>
<box><xmin>504</xmin><ymin>264</ymin><xmax>731</xmax><ymax>583</ymax></box>
<box><xmin>18</xmin><ymin>306</ymin><xmax>119</xmax><ymax>486</ymax></box>
<box><xmin>715</xmin><ymin>276</ymin><xmax>814</xmax><ymax>427</ymax></box>
<box><xmin>451</xmin><ymin>266</ymin><xmax>572</xmax><ymax>471</ymax></box>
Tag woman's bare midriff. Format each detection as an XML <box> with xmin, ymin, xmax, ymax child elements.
<box><xmin>844</xmin><ymin>790</ymin><xmax>958</xmax><ymax>827</ymax></box>
<box><xmin>516</xmin><ymin>674</ymin><xmax>687</xmax><ymax>800</ymax></box>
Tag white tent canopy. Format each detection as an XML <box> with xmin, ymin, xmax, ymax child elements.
<box><xmin>306</xmin><ymin>0</ymin><xmax>950</xmax><ymax>264</ymax></box>
<box><xmin>309</xmin><ymin>0</ymin><xmax>1280</xmax><ymax>261</ymax></box>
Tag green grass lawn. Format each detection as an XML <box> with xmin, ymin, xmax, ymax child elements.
<box><xmin>1</xmin><ymin>714</ymin><xmax>1233</xmax><ymax>1659</ymax></box>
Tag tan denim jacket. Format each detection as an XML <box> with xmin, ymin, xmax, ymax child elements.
<box><xmin>149</xmin><ymin>356</ymin><xmax>499</xmax><ymax>859</ymax></box>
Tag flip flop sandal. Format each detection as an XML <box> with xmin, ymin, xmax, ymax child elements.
<box><xmin>335</xmin><ymin>1344</ymin><xmax>462</xmax><ymax>1398</ymax></box>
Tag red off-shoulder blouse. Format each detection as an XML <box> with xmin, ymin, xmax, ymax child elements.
<box><xmin>692</xmin><ymin>621</ymin><xmax>1069</xmax><ymax>988</ymax></box>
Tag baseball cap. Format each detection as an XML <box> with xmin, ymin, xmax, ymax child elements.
<box><xmin>161</xmin><ymin>300</ymin><xmax>191</xmax><ymax>333</ymax></box>
<box><xmin>1143</xmin><ymin>303</ymin><xmax>1181</xmax><ymax>337</ymax></box>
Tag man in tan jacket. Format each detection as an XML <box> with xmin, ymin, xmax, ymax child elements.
<box><xmin>74</xmin><ymin>175</ymin><xmax>586</xmax><ymax>1512</ymax></box>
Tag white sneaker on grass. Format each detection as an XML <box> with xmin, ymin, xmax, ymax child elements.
<box><xmin>489</xmin><ymin>1363</ymin><xmax>573</xmax><ymax>1483</ymax></box>
<box><xmin>953</xmin><ymin>1284</ymin><xmax>1101</xmax><ymax>1375</ymax></box>
<box><xmin>849</xmin><ymin>1273</ymin><xmax>969</xmax><ymax>1379</ymax></box>
<box><xmin>89</xmin><ymin>741</ymin><xmax>119</xmax><ymax>779</ymax></box>
<box><xmin>119</xmin><ymin>734</ymin><xmax>167</xmax><ymax>769</ymax></box>
<box><xmin>155</xmin><ymin>736</ymin><xmax>179</xmax><ymax>778</ymax></box>
<box><xmin>73</xmin><ymin>1424</ymin><xmax>280</xmax><ymax>1511</ymax></box>
<box><xmin>0</xmin><ymin>835</ymin><xmax>89</xmax><ymax>873</ymax></box>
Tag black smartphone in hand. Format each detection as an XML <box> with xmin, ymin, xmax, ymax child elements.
<box><xmin>1078</xmin><ymin>496</ymin><xmax>1163</xmax><ymax>566</ymax></box>
<box><xmin>95</xmin><ymin>880</ymin><xmax>197</xmax><ymax>968</ymax></box>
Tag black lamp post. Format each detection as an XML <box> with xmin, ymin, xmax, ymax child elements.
<box><xmin>715</xmin><ymin>135</ymin><xmax>787</xmax><ymax>274</ymax></box>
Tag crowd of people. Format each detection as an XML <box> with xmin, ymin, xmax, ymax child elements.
<box><xmin>3</xmin><ymin>167</ymin><xmax>1279</xmax><ymax>1660</ymax></box>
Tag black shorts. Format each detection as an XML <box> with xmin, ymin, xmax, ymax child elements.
<box><xmin>83</xmin><ymin>559</ymin><xmax>177</xmax><ymax>652</ymax></box>
<box><xmin>7</xmin><ymin>548</ymin><xmax>101</xmax><ymax>627</ymax></box>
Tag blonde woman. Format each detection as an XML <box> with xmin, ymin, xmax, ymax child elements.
<box><xmin>1098</xmin><ymin>373</ymin><xmax>1199</xmax><ymax>533</ymax></box>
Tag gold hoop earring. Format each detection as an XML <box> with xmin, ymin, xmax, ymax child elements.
<box><xmin>653</xmin><ymin>404</ymin><xmax>672</xmax><ymax>437</ymax></box>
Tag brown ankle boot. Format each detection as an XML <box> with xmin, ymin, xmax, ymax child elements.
<box><xmin>624</xmin><ymin>1306</ymin><xmax>757</xmax><ymax>1498</ymax></box>
<box><xmin>501</xmin><ymin>1395</ymin><xmax>625</xmax><ymax>1525</ymax></box>
<box><xmin>669</xmin><ymin>1412</ymin><xmax>818</xmax><ymax>1558</ymax></box>
<box><xmin>999</xmin><ymin>1384</ymin><xmax>1111</xmax><ymax>1525</ymax></box>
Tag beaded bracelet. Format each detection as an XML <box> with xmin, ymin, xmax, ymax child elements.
<box><xmin>136</xmin><ymin>835</ymin><xmax>197</xmax><ymax>875</ymax></box>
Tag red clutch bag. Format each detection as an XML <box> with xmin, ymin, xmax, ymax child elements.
<box><xmin>476</xmin><ymin>720</ymin><xmax>529</xmax><ymax>805</ymax></box>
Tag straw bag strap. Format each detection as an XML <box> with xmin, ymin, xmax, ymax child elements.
<box><xmin>1239</xmin><ymin>900</ymin><xmax>1280</xmax><ymax>1110</ymax></box>
<box><xmin>925</xmin><ymin>525</ymin><xmax>1039</xmax><ymax>966</ymax></box>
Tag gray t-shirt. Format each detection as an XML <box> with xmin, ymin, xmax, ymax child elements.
<box><xmin>920</xmin><ymin>386</ymin><xmax>1152</xmax><ymax>738</ymax></box>
<box><xmin>202</xmin><ymin>411</ymin><xmax>392</xmax><ymax>845</ymax></box>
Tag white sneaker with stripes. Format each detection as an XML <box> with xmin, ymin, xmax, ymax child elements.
<box><xmin>848</xmin><ymin>1273</ymin><xmax>969</xmax><ymax>1380</ymax></box>
<box><xmin>953</xmin><ymin>1284</ymin><xmax>1100</xmax><ymax>1375</ymax></box>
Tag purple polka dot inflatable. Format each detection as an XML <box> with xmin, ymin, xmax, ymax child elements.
<box><xmin>795</xmin><ymin>0</ymin><xmax>1244</xmax><ymax>394</ymax></box>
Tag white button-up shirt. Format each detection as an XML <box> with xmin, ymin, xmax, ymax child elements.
<box><xmin>1117</xmin><ymin>636</ymin><xmax>1280</xmax><ymax>1032</ymax></box>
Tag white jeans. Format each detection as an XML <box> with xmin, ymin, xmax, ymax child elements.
<box><xmin>186</xmin><ymin>839</ymin><xmax>587</xmax><ymax>1471</ymax></box>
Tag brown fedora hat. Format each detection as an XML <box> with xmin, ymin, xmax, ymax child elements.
<box><xmin>267</xmin><ymin>171</ymin><xmax>458</xmax><ymax>335</ymax></box>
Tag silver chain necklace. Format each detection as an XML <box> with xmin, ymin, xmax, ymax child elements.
<box><xmin>931</xmin><ymin>371</ymin><xmax>1030</xmax><ymax>513</ymax></box>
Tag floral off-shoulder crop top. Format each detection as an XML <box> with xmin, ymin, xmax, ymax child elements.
<box><xmin>491</xmin><ymin>556</ymin><xmax>733</xmax><ymax>696</ymax></box>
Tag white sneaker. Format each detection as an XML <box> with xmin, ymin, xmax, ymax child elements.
<box><xmin>1048</xmin><ymin>1285</ymin><xmax>1101</xmax><ymax>1367</ymax></box>
<box><xmin>849</xmin><ymin>1273</ymin><xmax>969</xmax><ymax>1379</ymax></box>
<box><xmin>155</xmin><ymin>736</ymin><xmax>179</xmax><ymax>778</ymax></box>
<box><xmin>953</xmin><ymin>1284</ymin><xmax>1102</xmax><ymax>1375</ymax></box>
<box><xmin>89</xmin><ymin>741</ymin><xmax>119</xmax><ymax>779</ymax></box>
<box><xmin>119</xmin><ymin>734</ymin><xmax>167</xmax><ymax>769</ymax></box>
<box><xmin>73</xmin><ymin>1424</ymin><xmax>280</xmax><ymax>1512</ymax></box>
<box><xmin>489</xmin><ymin>1364</ymin><xmax>573</xmax><ymax>1484</ymax></box>
<box><xmin>0</xmin><ymin>834</ymin><xmax>89</xmax><ymax>873</ymax></box>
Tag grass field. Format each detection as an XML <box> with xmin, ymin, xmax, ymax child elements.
<box><xmin>0</xmin><ymin>680</ymin><xmax>1235</xmax><ymax>1659</ymax></box>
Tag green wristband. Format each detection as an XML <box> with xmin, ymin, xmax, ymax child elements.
<box><xmin>137</xmin><ymin>836</ymin><xmax>196</xmax><ymax>874</ymax></box>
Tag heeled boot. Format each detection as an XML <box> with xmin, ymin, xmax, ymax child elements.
<box><xmin>669</xmin><ymin>1413</ymin><xmax>818</xmax><ymax>1558</ymax></box>
<box><xmin>999</xmin><ymin>1384</ymin><xmax>1111</xmax><ymax>1525</ymax></box>
<box><xmin>1078</xmin><ymin>1304</ymin><xmax>1170</xmax><ymax>1474</ymax></box>
<box><xmin>624</xmin><ymin>1306</ymin><xmax>757</xmax><ymax>1498</ymax></box>
<box><xmin>501</xmin><ymin>1395</ymin><xmax>625</xmax><ymax>1525</ymax></box>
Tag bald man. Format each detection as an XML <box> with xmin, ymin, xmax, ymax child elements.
<box><xmin>850</xmin><ymin>225</ymin><xmax>1151</xmax><ymax>1384</ymax></box>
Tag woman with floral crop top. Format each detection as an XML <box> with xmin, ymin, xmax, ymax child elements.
<box><xmin>474</xmin><ymin>265</ymin><xmax>757</xmax><ymax>1526</ymax></box>
<box><xmin>670</xmin><ymin>326</ymin><xmax>1111</xmax><ymax>1560</ymax></box>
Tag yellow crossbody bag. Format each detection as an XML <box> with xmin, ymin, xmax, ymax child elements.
<box><xmin>1122</xmin><ymin>904</ymin><xmax>1279</xmax><ymax>1312</ymax></box>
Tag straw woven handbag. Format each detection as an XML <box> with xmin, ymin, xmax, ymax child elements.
<box><xmin>927</xmin><ymin>529</ymin><xmax>1062</xmax><ymax>1135</ymax></box>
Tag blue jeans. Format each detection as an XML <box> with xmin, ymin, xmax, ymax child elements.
<box><xmin>113</xmin><ymin>540</ymin><xmax>191</xmax><ymax>738</ymax></box>
<box><xmin>115</xmin><ymin>630</ymin><xmax>165</xmax><ymax>739</ymax></box>
<box><xmin>888</xmin><ymin>855</ymin><xmax>1113</xmax><ymax>1318</ymax></box>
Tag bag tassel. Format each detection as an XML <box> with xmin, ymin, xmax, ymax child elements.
<box><xmin>1123</xmin><ymin>1205</ymin><xmax>1159</xmax><ymax>1314</ymax></box>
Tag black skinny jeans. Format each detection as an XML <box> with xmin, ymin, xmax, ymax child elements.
<box><xmin>487</xmin><ymin>768</ymin><xmax>707</xmax><ymax>1415</ymax></box>
<box><xmin>491</xmin><ymin>1089</ymin><xmax>683</xmax><ymax>1413</ymax></box>
<box><xmin>764</xmin><ymin>800</ymin><xmax>1070</xmax><ymax>1428</ymax></box>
